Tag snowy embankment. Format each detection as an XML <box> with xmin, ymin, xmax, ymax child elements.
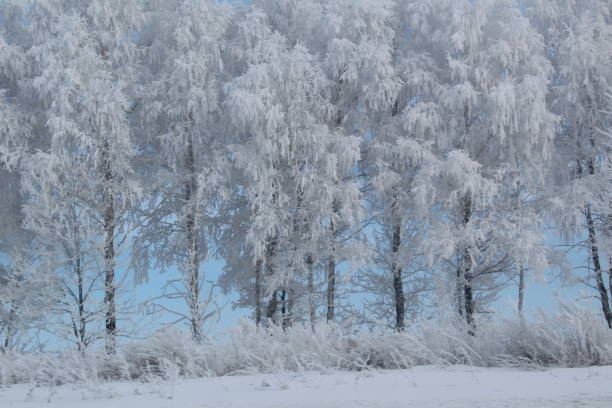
<box><xmin>4</xmin><ymin>365</ymin><xmax>612</xmax><ymax>408</ymax></box>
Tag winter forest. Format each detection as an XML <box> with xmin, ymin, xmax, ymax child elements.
<box><xmin>1</xmin><ymin>0</ymin><xmax>612</xmax><ymax>406</ymax></box>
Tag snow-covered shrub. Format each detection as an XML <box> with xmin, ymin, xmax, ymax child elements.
<box><xmin>123</xmin><ymin>327</ymin><xmax>210</xmax><ymax>379</ymax></box>
<box><xmin>1</xmin><ymin>305</ymin><xmax>611</xmax><ymax>387</ymax></box>
<box><xmin>493</xmin><ymin>303</ymin><xmax>612</xmax><ymax>367</ymax></box>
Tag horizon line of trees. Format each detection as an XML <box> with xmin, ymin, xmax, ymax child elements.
<box><xmin>0</xmin><ymin>0</ymin><xmax>611</xmax><ymax>353</ymax></box>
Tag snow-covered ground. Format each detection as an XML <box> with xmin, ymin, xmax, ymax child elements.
<box><xmin>3</xmin><ymin>365</ymin><xmax>612</xmax><ymax>408</ymax></box>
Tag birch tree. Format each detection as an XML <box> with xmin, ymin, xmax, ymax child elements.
<box><xmin>528</xmin><ymin>0</ymin><xmax>612</xmax><ymax>327</ymax></box>
<box><xmin>252</xmin><ymin>0</ymin><xmax>395</xmax><ymax>323</ymax></box>
<box><xmin>226</xmin><ymin>18</ymin><xmax>362</xmax><ymax>326</ymax></box>
<box><xmin>402</xmin><ymin>0</ymin><xmax>556</xmax><ymax>332</ymax></box>
<box><xmin>132</xmin><ymin>0</ymin><xmax>232</xmax><ymax>341</ymax></box>
<box><xmin>20</xmin><ymin>0</ymin><xmax>142</xmax><ymax>352</ymax></box>
<box><xmin>0</xmin><ymin>2</ymin><xmax>58</xmax><ymax>351</ymax></box>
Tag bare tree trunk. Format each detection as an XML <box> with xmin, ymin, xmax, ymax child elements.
<box><xmin>101</xmin><ymin>139</ymin><xmax>117</xmax><ymax>354</ymax></box>
<box><xmin>456</xmin><ymin>257</ymin><xmax>464</xmax><ymax>318</ymax></box>
<box><xmin>288</xmin><ymin>287</ymin><xmax>295</xmax><ymax>327</ymax></box>
<box><xmin>609</xmin><ymin>259</ymin><xmax>612</xmax><ymax>313</ymax></box>
<box><xmin>586</xmin><ymin>204</ymin><xmax>612</xmax><ymax>328</ymax></box>
<box><xmin>392</xmin><ymin>221</ymin><xmax>405</xmax><ymax>331</ymax></box>
<box><xmin>461</xmin><ymin>196</ymin><xmax>475</xmax><ymax>336</ymax></box>
<box><xmin>266</xmin><ymin>290</ymin><xmax>278</xmax><ymax>323</ymax></box>
<box><xmin>464</xmin><ymin>256</ymin><xmax>475</xmax><ymax>336</ymax></box>
<box><xmin>326</xmin><ymin>201</ymin><xmax>340</xmax><ymax>323</ymax></box>
<box><xmin>70</xmin><ymin>208</ymin><xmax>87</xmax><ymax>352</ymax></box>
<box><xmin>326</xmin><ymin>259</ymin><xmax>335</xmax><ymax>323</ymax></box>
<box><xmin>282</xmin><ymin>287</ymin><xmax>294</xmax><ymax>329</ymax></box>
<box><xmin>2</xmin><ymin>303</ymin><xmax>15</xmax><ymax>352</ymax></box>
<box><xmin>515</xmin><ymin>182</ymin><xmax>525</xmax><ymax>320</ymax></box>
<box><xmin>280</xmin><ymin>289</ymin><xmax>287</xmax><ymax>329</ymax></box>
<box><xmin>306</xmin><ymin>254</ymin><xmax>315</xmax><ymax>331</ymax></box>
<box><xmin>254</xmin><ymin>258</ymin><xmax>262</xmax><ymax>326</ymax></box>
<box><xmin>265</xmin><ymin>238</ymin><xmax>278</xmax><ymax>324</ymax></box>
<box><xmin>75</xmin><ymin>254</ymin><xmax>87</xmax><ymax>352</ymax></box>
<box><xmin>459</xmin><ymin>103</ymin><xmax>476</xmax><ymax>335</ymax></box>
<box><xmin>518</xmin><ymin>265</ymin><xmax>525</xmax><ymax>318</ymax></box>
<box><xmin>580</xmin><ymin>82</ymin><xmax>612</xmax><ymax>328</ymax></box>
<box><xmin>184</xmin><ymin>136</ymin><xmax>202</xmax><ymax>341</ymax></box>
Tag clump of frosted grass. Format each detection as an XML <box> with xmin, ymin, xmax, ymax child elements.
<box><xmin>1</xmin><ymin>303</ymin><xmax>610</xmax><ymax>387</ymax></box>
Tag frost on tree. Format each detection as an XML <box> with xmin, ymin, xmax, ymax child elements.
<box><xmin>131</xmin><ymin>0</ymin><xmax>231</xmax><ymax>342</ymax></box>
<box><xmin>399</xmin><ymin>0</ymin><xmax>556</xmax><ymax>333</ymax></box>
<box><xmin>225</xmin><ymin>12</ymin><xmax>362</xmax><ymax>327</ymax></box>
<box><xmin>16</xmin><ymin>0</ymin><xmax>142</xmax><ymax>352</ymax></box>
<box><xmin>528</xmin><ymin>0</ymin><xmax>612</xmax><ymax>328</ymax></box>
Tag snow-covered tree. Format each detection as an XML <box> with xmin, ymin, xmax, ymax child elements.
<box><xmin>250</xmin><ymin>0</ymin><xmax>397</xmax><ymax>324</ymax></box>
<box><xmin>0</xmin><ymin>2</ymin><xmax>58</xmax><ymax>352</ymax></box>
<box><xmin>528</xmin><ymin>0</ymin><xmax>612</xmax><ymax>327</ymax></box>
<box><xmin>225</xmin><ymin>13</ymin><xmax>362</xmax><ymax>326</ymax></box>
<box><xmin>131</xmin><ymin>0</ymin><xmax>232</xmax><ymax>341</ymax></box>
<box><xmin>18</xmin><ymin>0</ymin><xmax>142</xmax><ymax>352</ymax></box>
<box><xmin>397</xmin><ymin>0</ymin><xmax>556</xmax><ymax>332</ymax></box>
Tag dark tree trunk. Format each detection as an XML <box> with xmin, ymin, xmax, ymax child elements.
<box><xmin>464</xmin><ymin>255</ymin><xmax>475</xmax><ymax>336</ymax></box>
<box><xmin>391</xmin><ymin>221</ymin><xmax>405</xmax><ymax>331</ymax></box>
<box><xmin>580</xmin><ymin>83</ymin><xmax>612</xmax><ymax>328</ymax></box>
<box><xmin>515</xmin><ymin>183</ymin><xmax>525</xmax><ymax>319</ymax></box>
<box><xmin>326</xmin><ymin>201</ymin><xmax>340</xmax><ymax>323</ymax></box>
<box><xmin>266</xmin><ymin>291</ymin><xmax>278</xmax><ymax>322</ymax></box>
<box><xmin>461</xmin><ymin>196</ymin><xmax>475</xmax><ymax>336</ymax></box>
<box><xmin>281</xmin><ymin>287</ymin><xmax>294</xmax><ymax>329</ymax></box>
<box><xmin>456</xmin><ymin>257</ymin><xmax>464</xmax><ymax>317</ymax></box>
<box><xmin>75</xmin><ymin>253</ymin><xmax>87</xmax><ymax>351</ymax></box>
<box><xmin>102</xmin><ymin>138</ymin><xmax>117</xmax><ymax>354</ymax></box>
<box><xmin>254</xmin><ymin>258</ymin><xmax>263</xmax><ymax>326</ymax></box>
<box><xmin>184</xmin><ymin>136</ymin><xmax>202</xmax><ymax>341</ymax></box>
<box><xmin>70</xmin><ymin>208</ymin><xmax>88</xmax><ymax>352</ymax></box>
<box><xmin>2</xmin><ymin>303</ymin><xmax>15</xmax><ymax>352</ymax></box>
<box><xmin>264</xmin><ymin>238</ymin><xmax>278</xmax><ymax>324</ymax></box>
<box><xmin>518</xmin><ymin>265</ymin><xmax>525</xmax><ymax>318</ymax></box>
<box><xmin>326</xmin><ymin>258</ymin><xmax>335</xmax><ymax>323</ymax></box>
<box><xmin>280</xmin><ymin>289</ymin><xmax>286</xmax><ymax>327</ymax></box>
<box><xmin>306</xmin><ymin>254</ymin><xmax>315</xmax><ymax>331</ymax></box>
<box><xmin>609</xmin><ymin>258</ymin><xmax>612</xmax><ymax>315</ymax></box>
<box><xmin>586</xmin><ymin>204</ymin><xmax>612</xmax><ymax>328</ymax></box>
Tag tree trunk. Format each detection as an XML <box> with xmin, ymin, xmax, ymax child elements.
<box><xmin>586</xmin><ymin>204</ymin><xmax>612</xmax><ymax>328</ymax></box>
<box><xmin>609</xmin><ymin>258</ymin><xmax>612</xmax><ymax>314</ymax></box>
<box><xmin>264</xmin><ymin>238</ymin><xmax>278</xmax><ymax>324</ymax></box>
<box><xmin>266</xmin><ymin>290</ymin><xmax>278</xmax><ymax>323</ymax></box>
<box><xmin>184</xmin><ymin>136</ymin><xmax>202</xmax><ymax>341</ymax></box>
<box><xmin>461</xmin><ymin>196</ymin><xmax>475</xmax><ymax>336</ymax></box>
<box><xmin>326</xmin><ymin>201</ymin><xmax>340</xmax><ymax>323</ymax></box>
<box><xmin>458</xmin><ymin>103</ymin><xmax>473</xmax><ymax>331</ymax></box>
<box><xmin>456</xmin><ymin>258</ymin><xmax>464</xmax><ymax>317</ymax></box>
<box><xmin>326</xmin><ymin>259</ymin><xmax>335</xmax><ymax>323</ymax></box>
<box><xmin>280</xmin><ymin>289</ymin><xmax>287</xmax><ymax>329</ymax></box>
<box><xmin>102</xmin><ymin>138</ymin><xmax>117</xmax><ymax>354</ymax></box>
<box><xmin>75</xmin><ymin>253</ymin><xmax>87</xmax><ymax>352</ymax></box>
<box><xmin>515</xmin><ymin>182</ymin><xmax>525</xmax><ymax>320</ymax></box>
<box><xmin>391</xmin><ymin>221</ymin><xmax>405</xmax><ymax>331</ymax></box>
<box><xmin>307</xmin><ymin>254</ymin><xmax>315</xmax><ymax>331</ymax></box>
<box><xmin>254</xmin><ymin>258</ymin><xmax>262</xmax><ymax>326</ymax></box>
<box><xmin>518</xmin><ymin>265</ymin><xmax>525</xmax><ymax>318</ymax></box>
<box><xmin>2</xmin><ymin>303</ymin><xmax>15</xmax><ymax>352</ymax></box>
<box><xmin>71</xmin><ymin>208</ymin><xmax>87</xmax><ymax>352</ymax></box>
<box><xmin>283</xmin><ymin>287</ymin><xmax>294</xmax><ymax>329</ymax></box>
<box><xmin>464</xmin><ymin>255</ymin><xmax>475</xmax><ymax>336</ymax></box>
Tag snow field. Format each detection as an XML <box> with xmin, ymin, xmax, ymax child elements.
<box><xmin>3</xmin><ymin>365</ymin><xmax>612</xmax><ymax>408</ymax></box>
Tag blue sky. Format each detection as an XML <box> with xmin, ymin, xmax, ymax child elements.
<box><xmin>0</xmin><ymin>228</ymin><xmax>597</xmax><ymax>351</ymax></box>
<box><xmin>128</xmin><ymin>233</ymin><xmax>599</xmax><ymax>338</ymax></box>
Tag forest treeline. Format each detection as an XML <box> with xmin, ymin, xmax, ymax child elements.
<box><xmin>0</xmin><ymin>0</ymin><xmax>611</xmax><ymax>353</ymax></box>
